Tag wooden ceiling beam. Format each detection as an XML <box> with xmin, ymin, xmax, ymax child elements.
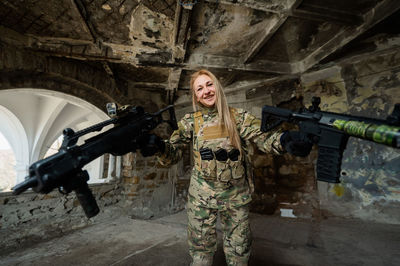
<box><xmin>301</xmin><ymin>0</ymin><xmax>400</xmax><ymax>73</ymax></box>
<box><xmin>242</xmin><ymin>14</ymin><xmax>287</xmax><ymax>64</ymax></box>
<box><xmin>291</xmin><ymin>4</ymin><xmax>363</xmax><ymax>25</ymax></box>
<box><xmin>171</xmin><ymin>0</ymin><xmax>193</xmax><ymax>64</ymax></box>
<box><xmin>71</xmin><ymin>0</ymin><xmax>102</xmax><ymax>49</ymax></box>
<box><xmin>207</xmin><ymin>0</ymin><xmax>362</xmax><ymax>25</ymax></box>
<box><xmin>185</xmin><ymin>53</ymin><xmax>293</xmax><ymax>74</ymax></box>
<box><xmin>205</xmin><ymin>0</ymin><xmax>297</xmax><ymax>13</ymax></box>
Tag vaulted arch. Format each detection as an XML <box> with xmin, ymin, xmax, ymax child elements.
<box><xmin>0</xmin><ymin>88</ymin><xmax>112</xmax><ymax>186</ymax></box>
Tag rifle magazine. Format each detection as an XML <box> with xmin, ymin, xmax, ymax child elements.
<box><xmin>316</xmin><ymin>146</ymin><xmax>343</xmax><ymax>183</ymax></box>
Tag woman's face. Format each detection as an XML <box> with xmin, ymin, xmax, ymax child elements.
<box><xmin>193</xmin><ymin>74</ymin><xmax>216</xmax><ymax>107</ymax></box>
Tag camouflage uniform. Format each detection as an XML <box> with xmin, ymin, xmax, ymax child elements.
<box><xmin>158</xmin><ymin>106</ymin><xmax>284</xmax><ymax>266</ymax></box>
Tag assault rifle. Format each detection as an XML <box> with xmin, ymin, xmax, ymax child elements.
<box><xmin>261</xmin><ymin>97</ymin><xmax>400</xmax><ymax>183</ymax></box>
<box><xmin>12</xmin><ymin>104</ymin><xmax>178</xmax><ymax>218</ymax></box>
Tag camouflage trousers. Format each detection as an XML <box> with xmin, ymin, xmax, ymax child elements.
<box><xmin>187</xmin><ymin>200</ymin><xmax>252</xmax><ymax>266</ymax></box>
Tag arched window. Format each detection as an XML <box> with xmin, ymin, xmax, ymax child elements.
<box><xmin>0</xmin><ymin>89</ymin><xmax>115</xmax><ymax>190</ymax></box>
<box><xmin>0</xmin><ymin>104</ymin><xmax>28</xmax><ymax>185</ymax></box>
<box><xmin>44</xmin><ymin>135</ymin><xmax>63</xmax><ymax>159</ymax></box>
<box><xmin>0</xmin><ymin>132</ymin><xmax>16</xmax><ymax>192</ymax></box>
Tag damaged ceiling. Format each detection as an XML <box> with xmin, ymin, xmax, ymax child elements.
<box><xmin>0</xmin><ymin>0</ymin><xmax>399</xmax><ymax>104</ymax></box>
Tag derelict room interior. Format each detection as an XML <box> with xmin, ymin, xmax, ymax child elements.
<box><xmin>0</xmin><ymin>0</ymin><xmax>399</xmax><ymax>265</ymax></box>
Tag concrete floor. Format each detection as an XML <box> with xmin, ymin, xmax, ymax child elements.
<box><xmin>1</xmin><ymin>211</ymin><xmax>399</xmax><ymax>266</ymax></box>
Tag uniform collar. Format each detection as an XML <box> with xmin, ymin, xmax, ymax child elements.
<box><xmin>197</xmin><ymin>105</ymin><xmax>217</xmax><ymax>115</ymax></box>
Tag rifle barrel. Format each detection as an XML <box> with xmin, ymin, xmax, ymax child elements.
<box><xmin>12</xmin><ymin>177</ymin><xmax>38</xmax><ymax>195</ymax></box>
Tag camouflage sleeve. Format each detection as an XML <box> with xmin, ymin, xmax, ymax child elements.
<box><xmin>236</xmin><ymin>108</ymin><xmax>285</xmax><ymax>155</ymax></box>
<box><xmin>157</xmin><ymin>113</ymin><xmax>193</xmax><ymax>166</ymax></box>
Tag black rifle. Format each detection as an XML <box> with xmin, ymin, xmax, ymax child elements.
<box><xmin>261</xmin><ymin>97</ymin><xmax>400</xmax><ymax>183</ymax></box>
<box><xmin>12</xmin><ymin>104</ymin><xmax>178</xmax><ymax>218</ymax></box>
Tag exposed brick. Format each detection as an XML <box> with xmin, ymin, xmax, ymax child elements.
<box><xmin>123</xmin><ymin>153</ymin><xmax>134</xmax><ymax>166</ymax></box>
<box><xmin>144</xmin><ymin>172</ymin><xmax>157</xmax><ymax>180</ymax></box>
<box><xmin>122</xmin><ymin>169</ymin><xmax>132</xmax><ymax>177</ymax></box>
<box><xmin>132</xmin><ymin>176</ymin><xmax>140</xmax><ymax>184</ymax></box>
<box><xmin>126</xmin><ymin>192</ymin><xmax>139</xmax><ymax>199</ymax></box>
<box><xmin>146</xmin><ymin>183</ymin><xmax>156</xmax><ymax>189</ymax></box>
<box><xmin>146</xmin><ymin>159</ymin><xmax>156</xmax><ymax>167</ymax></box>
<box><xmin>135</xmin><ymin>159</ymin><xmax>145</xmax><ymax>168</ymax></box>
<box><xmin>129</xmin><ymin>185</ymin><xmax>140</xmax><ymax>192</ymax></box>
<box><xmin>123</xmin><ymin>176</ymin><xmax>140</xmax><ymax>184</ymax></box>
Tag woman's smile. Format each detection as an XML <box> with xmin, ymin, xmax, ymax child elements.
<box><xmin>193</xmin><ymin>74</ymin><xmax>217</xmax><ymax>107</ymax></box>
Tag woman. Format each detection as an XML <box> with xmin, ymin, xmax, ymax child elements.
<box><xmin>143</xmin><ymin>69</ymin><xmax>311</xmax><ymax>266</ymax></box>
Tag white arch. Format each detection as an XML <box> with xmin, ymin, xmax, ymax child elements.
<box><xmin>0</xmin><ymin>88</ymin><xmax>112</xmax><ymax>186</ymax></box>
<box><xmin>32</xmin><ymin>100</ymin><xmax>67</xmax><ymax>162</ymax></box>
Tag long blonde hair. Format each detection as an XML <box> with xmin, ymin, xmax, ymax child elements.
<box><xmin>190</xmin><ymin>69</ymin><xmax>241</xmax><ymax>150</ymax></box>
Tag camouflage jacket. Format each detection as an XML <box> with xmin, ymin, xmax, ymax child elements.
<box><xmin>158</xmin><ymin>106</ymin><xmax>284</xmax><ymax>210</ymax></box>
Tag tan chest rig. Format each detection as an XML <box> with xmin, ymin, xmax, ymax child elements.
<box><xmin>192</xmin><ymin>110</ymin><xmax>245</xmax><ymax>182</ymax></box>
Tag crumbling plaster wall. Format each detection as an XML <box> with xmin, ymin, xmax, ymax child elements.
<box><xmin>223</xmin><ymin>78</ymin><xmax>318</xmax><ymax>219</ymax></box>
<box><xmin>0</xmin><ymin>44</ymin><xmax>168</xmax><ymax>109</ymax></box>
<box><xmin>301</xmin><ymin>48</ymin><xmax>400</xmax><ymax>224</ymax></box>
<box><xmin>0</xmin><ymin>46</ymin><xmax>116</xmax><ymax>109</ymax></box>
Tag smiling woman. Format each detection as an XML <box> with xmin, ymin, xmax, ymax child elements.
<box><xmin>193</xmin><ymin>74</ymin><xmax>216</xmax><ymax>107</ymax></box>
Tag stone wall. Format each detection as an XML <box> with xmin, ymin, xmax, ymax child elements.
<box><xmin>120</xmin><ymin>152</ymin><xmax>178</xmax><ymax>219</ymax></box>
<box><xmin>0</xmin><ymin>183</ymin><xmax>123</xmax><ymax>252</ymax></box>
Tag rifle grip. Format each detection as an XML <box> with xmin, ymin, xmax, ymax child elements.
<box><xmin>73</xmin><ymin>171</ymin><xmax>100</xmax><ymax>218</ymax></box>
<box><xmin>75</xmin><ymin>182</ymin><xmax>100</xmax><ymax>218</ymax></box>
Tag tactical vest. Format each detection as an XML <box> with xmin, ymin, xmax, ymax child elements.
<box><xmin>192</xmin><ymin>108</ymin><xmax>246</xmax><ymax>183</ymax></box>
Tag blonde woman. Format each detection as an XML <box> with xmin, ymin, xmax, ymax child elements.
<box><xmin>141</xmin><ymin>69</ymin><xmax>312</xmax><ymax>266</ymax></box>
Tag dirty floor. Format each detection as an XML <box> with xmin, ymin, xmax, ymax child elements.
<box><xmin>1</xmin><ymin>211</ymin><xmax>399</xmax><ymax>266</ymax></box>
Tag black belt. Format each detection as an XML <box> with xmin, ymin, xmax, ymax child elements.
<box><xmin>199</xmin><ymin>148</ymin><xmax>240</xmax><ymax>161</ymax></box>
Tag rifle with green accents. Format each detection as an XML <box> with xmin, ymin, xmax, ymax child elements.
<box><xmin>261</xmin><ymin>97</ymin><xmax>400</xmax><ymax>183</ymax></box>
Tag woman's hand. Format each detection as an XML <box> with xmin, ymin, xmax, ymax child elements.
<box><xmin>138</xmin><ymin>134</ymin><xmax>165</xmax><ymax>157</ymax></box>
<box><xmin>280</xmin><ymin>131</ymin><xmax>313</xmax><ymax>157</ymax></box>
